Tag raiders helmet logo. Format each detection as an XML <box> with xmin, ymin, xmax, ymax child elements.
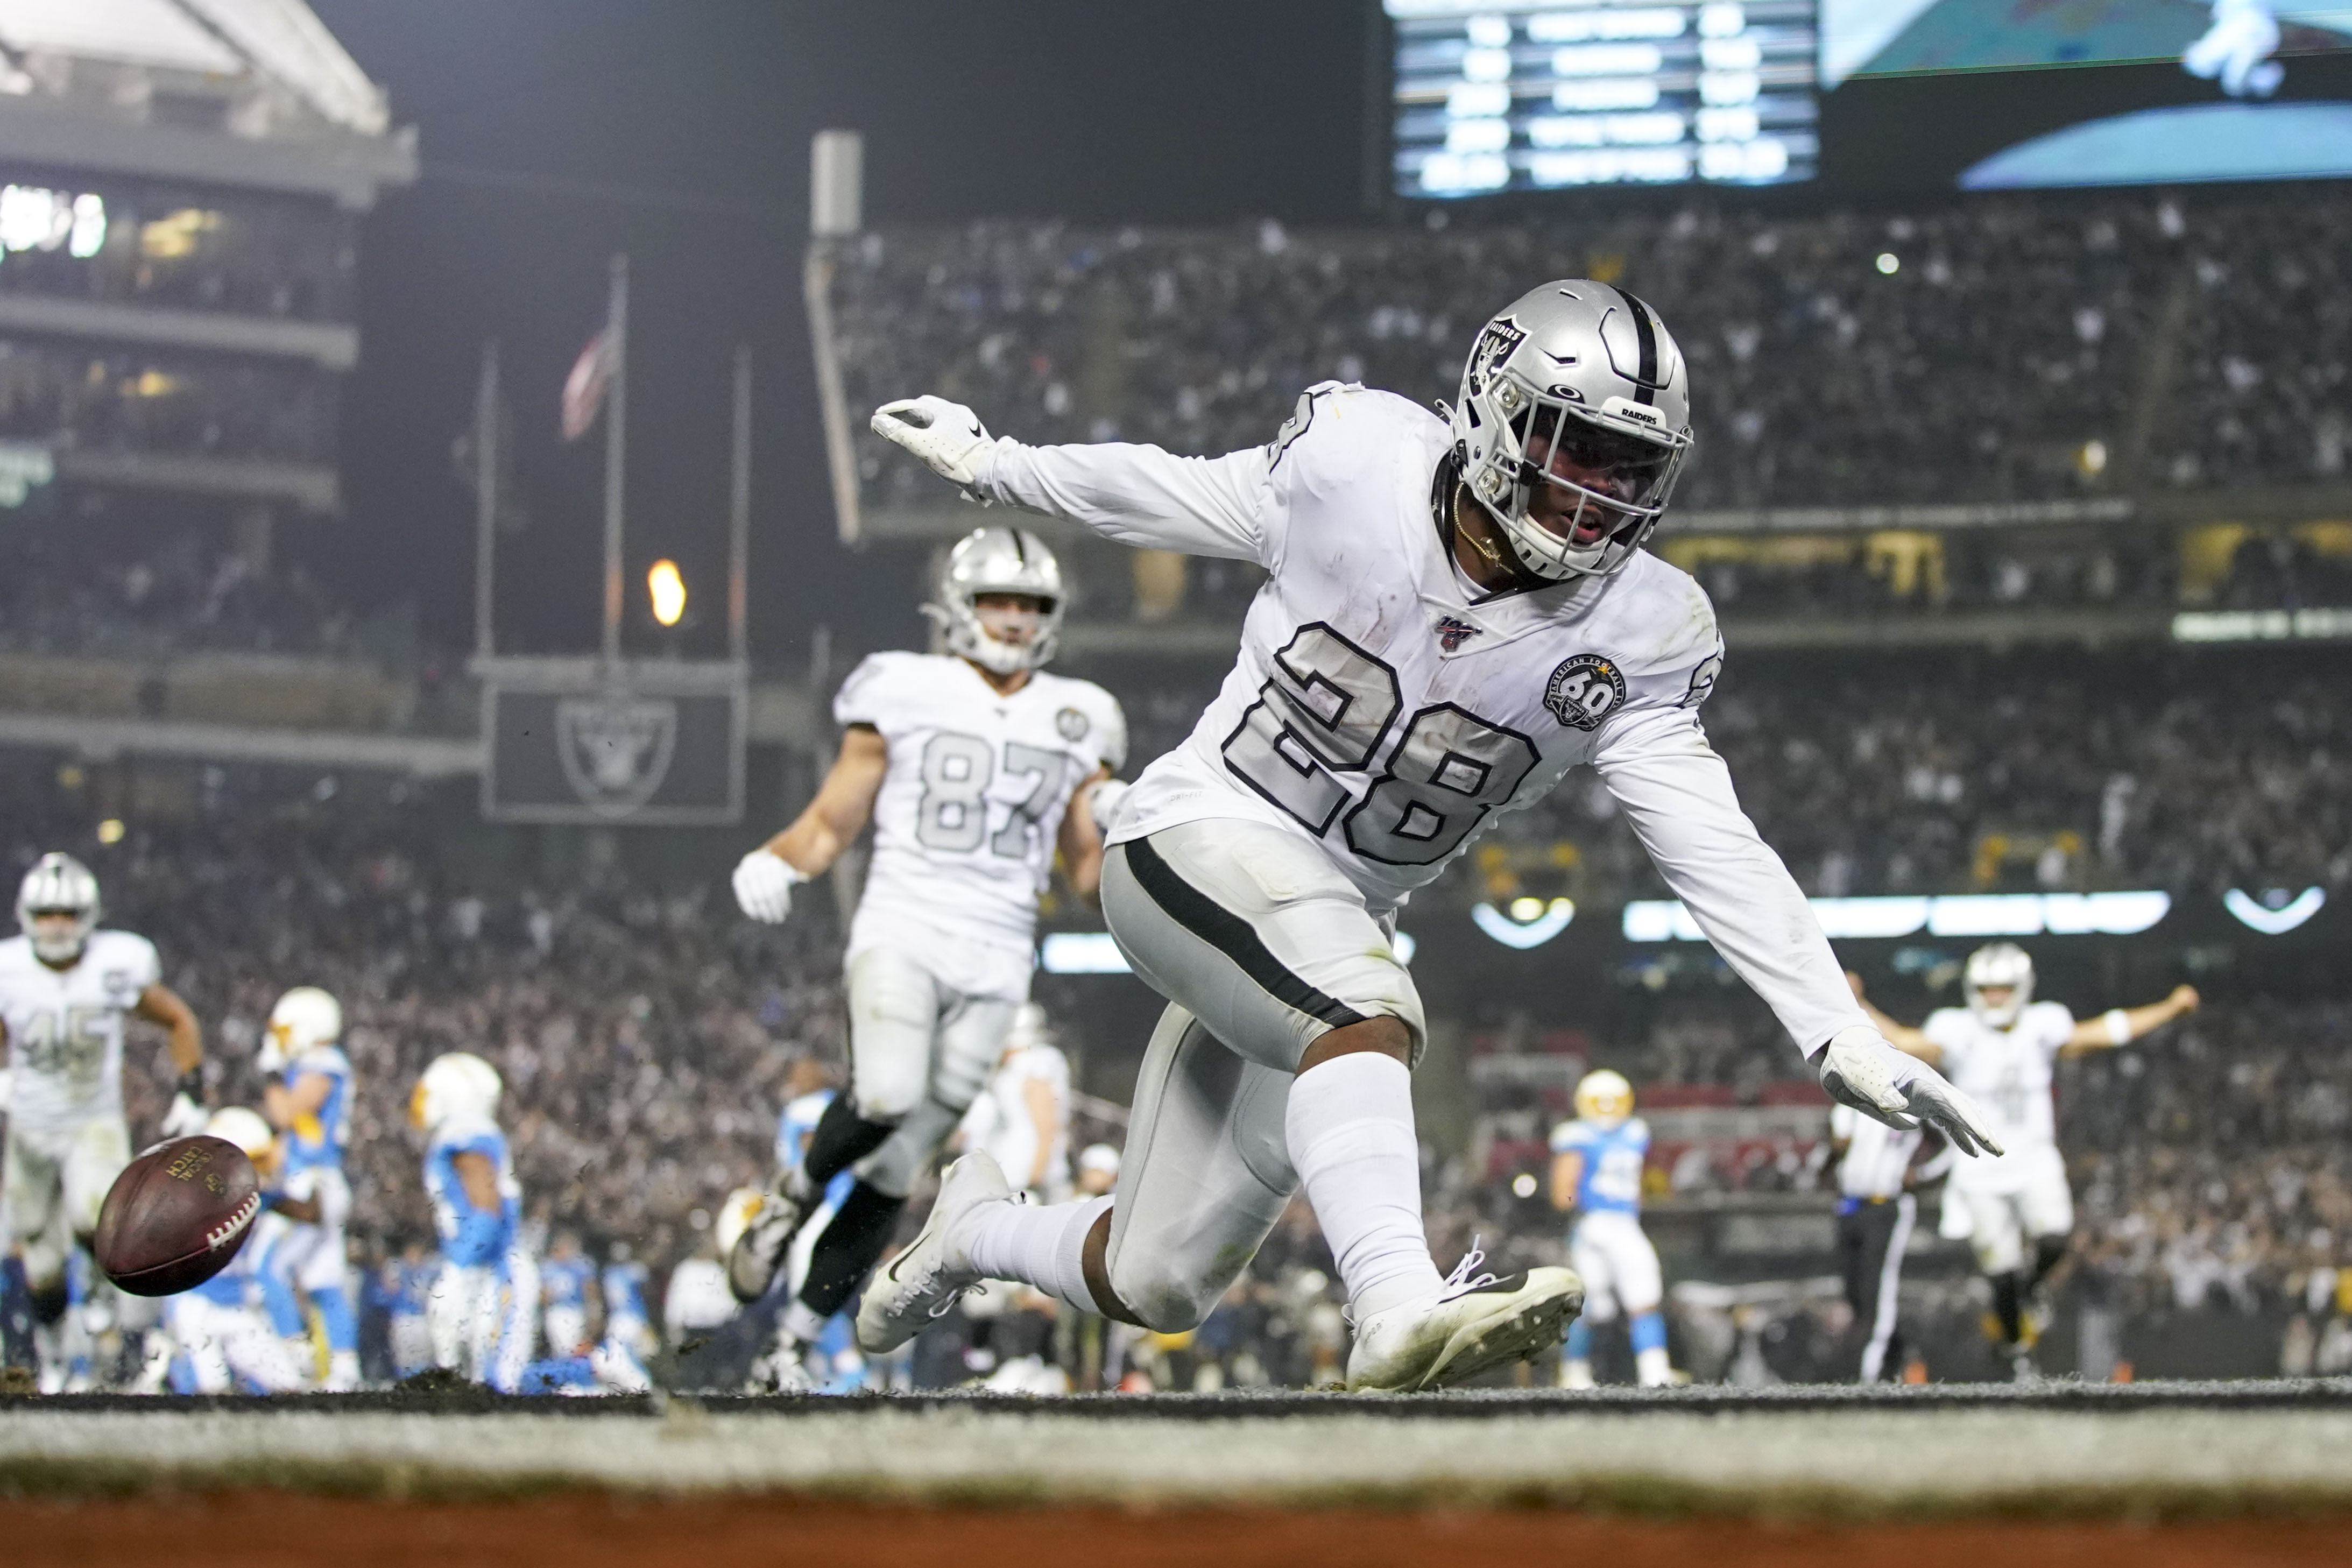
<box><xmin>1465</xmin><ymin>318</ymin><xmax>1526</xmax><ymax>398</ymax></box>
<box><xmin>1544</xmin><ymin>653</ymin><xmax>1626</xmax><ymax>731</ymax></box>
<box><xmin>1056</xmin><ymin>707</ymin><xmax>1090</xmax><ymax>743</ymax></box>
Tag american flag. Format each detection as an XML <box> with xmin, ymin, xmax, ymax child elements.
<box><xmin>560</xmin><ymin>327</ymin><xmax>615</xmax><ymax>442</ymax></box>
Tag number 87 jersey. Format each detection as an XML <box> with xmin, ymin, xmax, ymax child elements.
<box><xmin>836</xmin><ymin>651</ymin><xmax>1126</xmax><ymax>967</ymax></box>
<box><xmin>982</xmin><ymin>382</ymin><xmax>1725</xmax><ymax>922</ymax></box>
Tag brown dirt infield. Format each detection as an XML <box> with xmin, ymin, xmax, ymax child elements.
<box><xmin>5</xmin><ymin>1494</ymin><xmax>2348</xmax><ymax>1568</ymax></box>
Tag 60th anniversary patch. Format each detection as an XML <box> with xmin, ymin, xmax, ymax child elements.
<box><xmin>1544</xmin><ymin>653</ymin><xmax>1626</xmax><ymax>730</ymax></box>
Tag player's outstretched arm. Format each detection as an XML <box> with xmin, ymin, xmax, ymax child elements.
<box><xmin>2060</xmin><ymin>984</ymin><xmax>2199</xmax><ymax>1058</ymax></box>
<box><xmin>1594</xmin><ymin>709</ymin><xmax>2000</xmax><ymax>1155</ymax></box>
<box><xmin>872</xmin><ymin>395</ymin><xmax>1273</xmax><ymax>563</ymax></box>
<box><xmin>732</xmin><ymin>725</ymin><xmax>888</xmax><ymax>923</ymax></box>
<box><xmin>1844</xmin><ymin>970</ymin><xmax>1941</xmax><ymax>1062</ymax></box>
<box><xmin>136</xmin><ymin>982</ymin><xmax>208</xmax><ymax>1138</ymax></box>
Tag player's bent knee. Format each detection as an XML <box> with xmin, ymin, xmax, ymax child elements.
<box><xmin>1106</xmin><ymin>1257</ymin><xmax>1219</xmax><ymax>1334</ymax></box>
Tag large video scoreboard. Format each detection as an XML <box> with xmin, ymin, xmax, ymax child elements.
<box><xmin>1388</xmin><ymin>0</ymin><xmax>1821</xmax><ymax>195</ymax></box>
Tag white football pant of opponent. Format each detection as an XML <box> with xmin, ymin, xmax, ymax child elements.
<box><xmin>854</xmin><ymin>280</ymin><xmax>2000</xmax><ymax>1393</ymax></box>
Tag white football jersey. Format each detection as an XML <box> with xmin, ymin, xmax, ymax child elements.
<box><xmin>982</xmin><ymin>383</ymin><xmax>1873</xmax><ymax>1055</ymax></box>
<box><xmin>0</xmin><ymin>928</ymin><xmax>160</xmax><ymax>1134</ymax></box>
<box><xmin>957</xmin><ymin>1040</ymin><xmax>1072</xmax><ymax>1199</ymax></box>
<box><xmin>837</xmin><ymin>652</ymin><xmax>1125</xmax><ymax>974</ymax></box>
<box><xmin>1923</xmin><ymin>1000</ymin><xmax>2074</xmax><ymax>1188</ymax></box>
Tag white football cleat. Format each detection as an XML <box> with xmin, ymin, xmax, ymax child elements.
<box><xmin>1346</xmin><ymin>1248</ymin><xmax>1585</xmax><ymax>1394</ymax></box>
<box><xmin>856</xmin><ymin>1152</ymin><xmax>1015</xmax><ymax>1354</ymax></box>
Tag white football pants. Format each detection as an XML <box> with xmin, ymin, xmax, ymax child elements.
<box><xmin>1570</xmin><ymin>1210</ymin><xmax>1664</xmax><ymax>1323</ymax></box>
<box><xmin>843</xmin><ymin>944</ymin><xmax>1020</xmax><ymax>1199</ymax></box>
<box><xmin>168</xmin><ymin>1294</ymin><xmax>309</xmax><ymax>1394</ymax></box>
<box><xmin>1945</xmin><ymin>1154</ymin><xmax>2074</xmax><ymax>1276</ymax></box>
<box><xmin>260</xmin><ymin>1167</ymin><xmax>352</xmax><ymax>1295</ymax></box>
<box><xmin>2</xmin><ymin>1115</ymin><xmax>131</xmax><ymax>1294</ymax></box>
<box><xmin>429</xmin><ymin>1252</ymin><xmax>539</xmax><ymax>1392</ymax></box>
<box><xmin>1090</xmin><ymin>820</ymin><xmax>1425</xmax><ymax>1332</ymax></box>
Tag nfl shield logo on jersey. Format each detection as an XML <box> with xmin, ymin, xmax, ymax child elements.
<box><xmin>1433</xmin><ymin>616</ymin><xmax>1483</xmax><ymax>653</ymax></box>
<box><xmin>556</xmin><ymin>694</ymin><xmax>678</xmax><ymax>816</ymax></box>
<box><xmin>1544</xmin><ymin>654</ymin><xmax>1626</xmax><ymax>731</ymax></box>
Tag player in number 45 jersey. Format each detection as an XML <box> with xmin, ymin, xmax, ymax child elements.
<box><xmin>857</xmin><ymin>280</ymin><xmax>2000</xmax><ymax>1394</ymax></box>
<box><xmin>726</xmin><ymin>526</ymin><xmax>1126</xmax><ymax>1386</ymax></box>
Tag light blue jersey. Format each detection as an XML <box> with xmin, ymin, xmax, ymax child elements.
<box><xmin>279</xmin><ymin>1046</ymin><xmax>352</xmax><ymax>1177</ymax></box>
<box><xmin>1551</xmin><ymin>1115</ymin><xmax>1651</xmax><ymax>1216</ymax></box>
<box><xmin>541</xmin><ymin>1253</ymin><xmax>592</xmax><ymax>1312</ymax></box>
<box><xmin>778</xmin><ymin>1089</ymin><xmax>856</xmax><ymax>1210</ymax></box>
<box><xmin>424</xmin><ymin>1112</ymin><xmax>521</xmax><ymax>1269</ymax></box>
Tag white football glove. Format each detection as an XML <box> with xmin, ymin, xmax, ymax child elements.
<box><xmin>1087</xmin><ymin>779</ymin><xmax>1131</xmax><ymax>837</ymax></box>
<box><xmin>160</xmin><ymin>1090</ymin><xmax>209</xmax><ymax>1140</ymax></box>
<box><xmin>732</xmin><ymin>849</ymin><xmax>802</xmax><ymax>924</ymax></box>
<box><xmin>1818</xmin><ymin>1025</ymin><xmax>2004</xmax><ymax>1158</ymax></box>
<box><xmin>871</xmin><ymin>396</ymin><xmax>999</xmax><ymax>501</ymax></box>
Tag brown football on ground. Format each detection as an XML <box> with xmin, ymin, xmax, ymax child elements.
<box><xmin>93</xmin><ymin>1135</ymin><xmax>263</xmax><ymax>1297</ymax></box>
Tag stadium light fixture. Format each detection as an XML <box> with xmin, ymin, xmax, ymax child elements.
<box><xmin>647</xmin><ymin>559</ymin><xmax>686</xmax><ymax>626</ymax></box>
<box><xmin>1876</xmin><ymin>251</ymin><xmax>1899</xmax><ymax>274</ymax></box>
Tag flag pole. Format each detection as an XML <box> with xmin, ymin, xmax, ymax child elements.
<box><xmin>729</xmin><ymin>344</ymin><xmax>751</xmax><ymax>666</ymax></box>
<box><xmin>474</xmin><ymin>338</ymin><xmax>499</xmax><ymax>660</ymax></box>
<box><xmin>601</xmin><ymin>253</ymin><xmax>629</xmax><ymax>668</ymax></box>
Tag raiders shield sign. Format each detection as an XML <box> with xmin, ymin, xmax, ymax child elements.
<box><xmin>556</xmin><ymin>694</ymin><xmax>679</xmax><ymax>816</ymax></box>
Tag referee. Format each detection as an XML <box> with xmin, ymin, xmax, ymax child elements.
<box><xmin>1831</xmin><ymin>1103</ymin><xmax>1944</xmax><ymax>1382</ymax></box>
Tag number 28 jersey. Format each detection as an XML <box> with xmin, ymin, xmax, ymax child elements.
<box><xmin>0</xmin><ymin>928</ymin><xmax>159</xmax><ymax>1135</ymax></box>
<box><xmin>836</xmin><ymin>652</ymin><xmax>1125</xmax><ymax>980</ymax></box>
<box><xmin>986</xmin><ymin>383</ymin><xmax>1721</xmax><ymax>919</ymax></box>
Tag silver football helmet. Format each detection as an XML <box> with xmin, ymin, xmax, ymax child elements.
<box><xmin>927</xmin><ymin>525</ymin><xmax>1064</xmax><ymax>675</ymax></box>
<box><xmin>1450</xmin><ymin>280</ymin><xmax>1694</xmax><ymax>583</ymax></box>
<box><xmin>1962</xmin><ymin>942</ymin><xmax>2036</xmax><ymax>1028</ymax></box>
<box><xmin>17</xmin><ymin>852</ymin><xmax>100</xmax><ymax>964</ymax></box>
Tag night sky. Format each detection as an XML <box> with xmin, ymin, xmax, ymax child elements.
<box><xmin>303</xmin><ymin>1</ymin><xmax>1376</xmax><ymax>667</ymax></box>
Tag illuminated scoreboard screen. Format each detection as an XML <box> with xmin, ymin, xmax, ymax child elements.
<box><xmin>1388</xmin><ymin>0</ymin><xmax>1821</xmax><ymax>196</ymax></box>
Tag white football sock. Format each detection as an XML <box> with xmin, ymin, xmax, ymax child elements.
<box><xmin>960</xmin><ymin>1193</ymin><xmax>1114</xmax><ymax>1316</ymax></box>
<box><xmin>1636</xmin><ymin>1346</ymin><xmax>1673</xmax><ymax>1386</ymax></box>
<box><xmin>1286</xmin><ymin>1051</ymin><xmax>1443</xmax><ymax>1320</ymax></box>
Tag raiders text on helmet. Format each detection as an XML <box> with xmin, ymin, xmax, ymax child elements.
<box><xmin>1450</xmin><ymin>281</ymin><xmax>1695</xmax><ymax>583</ymax></box>
<box><xmin>17</xmin><ymin>852</ymin><xmax>101</xmax><ymax>965</ymax></box>
<box><xmin>1963</xmin><ymin>942</ymin><xmax>2036</xmax><ymax>1028</ymax></box>
<box><xmin>927</xmin><ymin>526</ymin><xmax>1065</xmax><ymax>675</ymax></box>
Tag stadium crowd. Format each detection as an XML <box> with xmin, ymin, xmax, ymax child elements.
<box><xmin>830</xmin><ymin>189</ymin><xmax>2350</xmax><ymax>513</ymax></box>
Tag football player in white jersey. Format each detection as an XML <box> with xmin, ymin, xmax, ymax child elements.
<box><xmin>726</xmin><ymin>526</ymin><xmax>1126</xmax><ymax>1385</ymax></box>
<box><xmin>854</xmin><ymin>280</ymin><xmax>2000</xmax><ymax>1392</ymax></box>
<box><xmin>1854</xmin><ymin>944</ymin><xmax>2196</xmax><ymax>1375</ymax></box>
<box><xmin>957</xmin><ymin>1002</ymin><xmax>1075</xmax><ymax>1204</ymax></box>
<box><xmin>0</xmin><ymin>852</ymin><xmax>207</xmax><ymax>1389</ymax></box>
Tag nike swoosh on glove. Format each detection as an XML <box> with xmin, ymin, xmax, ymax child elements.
<box><xmin>1818</xmin><ymin>1025</ymin><xmax>2004</xmax><ymax>1158</ymax></box>
<box><xmin>871</xmin><ymin>395</ymin><xmax>1000</xmax><ymax>502</ymax></box>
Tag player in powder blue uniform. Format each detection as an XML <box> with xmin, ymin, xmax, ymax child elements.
<box><xmin>257</xmin><ymin>987</ymin><xmax>359</xmax><ymax>1388</ymax></box>
<box><xmin>539</xmin><ymin>1231</ymin><xmax>596</xmax><ymax>1358</ymax></box>
<box><xmin>413</xmin><ymin>1052</ymin><xmax>535</xmax><ymax>1392</ymax></box>
<box><xmin>1549</xmin><ymin>1070</ymin><xmax>1673</xmax><ymax>1387</ymax></box>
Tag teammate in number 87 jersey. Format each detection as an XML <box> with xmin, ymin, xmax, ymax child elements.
<box><xmin>856</xmin><ymin>281</ymin><xmax>1996</xmax><ymax>1396</ymax></box>
<box><xmin>725</xmin><ymin>525</ymin><xmax>1125</xmax><ymax>1388</ymax></box>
